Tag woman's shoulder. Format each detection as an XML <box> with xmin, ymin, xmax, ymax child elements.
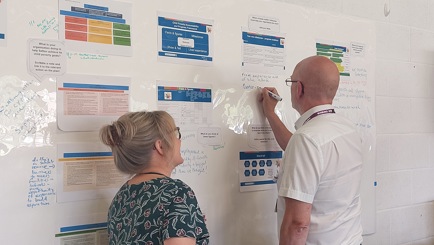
<box><xmin>170</xmin><ymin>178</ymin><xmax>194</xmax><ymax>191</ymax></box>
<box><xmin>169</xmin><ymin>178</ymin><xmax>198</xmax><ymax>198</ymax></box>
<box><xmin>123</xmin><ymin>178</ymin><xmax>196</xmax><ymax>197</ymax></box>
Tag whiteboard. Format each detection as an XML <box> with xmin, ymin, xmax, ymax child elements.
<box><xmin>0</xmin><ymin>0</ymin><xmax>376</xmax><ymax>244</ymax></box>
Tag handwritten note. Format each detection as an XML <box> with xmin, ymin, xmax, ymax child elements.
<box><xmin>29</xmin><ymin>17</ymin><xmax>59</xmax><ymax>34</ymax></box>
<box><xmin>333</xmin><ymin>64</ymin><xmax>373</xmax><ymax>130</ymax></box>
<box><xmin>27</xmin><ymin>156</ymin><xmax>56</xmax><ymax>208</ymax></box>
<box><xmin>0</xmin><ymin>80</ymin><xmax>39</xmax><ymax>118</ymax></box>
<box><xmin>0</xmin><ymin>77</ymin><xmax>55</xmax><ymax>155</ymax></box>
<box><xmin>67</xmin><ymin>52</ymin><xmax>109</xmax><ymax>61</ymax></box>
<box><xmin>242</xmin><ymin>72</ymin><xmax>279</xmax><ymax>83</ymax></box>
<box><xmin>174</xmin><ymin>148</ymin><xmax>208</xmax><ymax>176</ymax></box>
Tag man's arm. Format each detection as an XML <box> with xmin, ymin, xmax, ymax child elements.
<box><xmin>260</xmin><ymin>87</ymin><xmax>293</xmax><ymax>149</ymax></box>
<box><xmin>279</xmin><ymin>197</ymin><xmax>312</xmax><ymax>245</ymax></box>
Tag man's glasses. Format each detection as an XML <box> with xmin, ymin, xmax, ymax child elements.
<box><xmin>175</xmin><ymin>127</ymin><xmax>181</xmax><ymax>139</ymax></box>
<box><xmin>285</xmin><ymin>78</ymin><xmax>304</xmax><ymax>94</ymax></box>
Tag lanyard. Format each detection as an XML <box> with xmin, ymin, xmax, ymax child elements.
<box><xmin>303</xmin><ymin>109</ymin><xmax>335</xmax><ymax>125</ymax></box>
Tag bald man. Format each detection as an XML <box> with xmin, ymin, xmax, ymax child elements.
<box><xmin>260</xmin><ymin>56</ymin><xmax>363</xmax><ymax>245</ymax></box>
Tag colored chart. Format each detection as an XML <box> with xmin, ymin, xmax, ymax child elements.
<box><xmin>60</xmin><ymin>4</ymin><xmax>130</xmax><ymax>46</ymax></box>
<box><xmin>59</xmin><ymin>0</ymin><xmax>132</xmax><ymax>56</ymax></box>
<box><xmin>316</xmin><ymin>42</ymin><xmax>351</xmax><ymax>76</ymax></box>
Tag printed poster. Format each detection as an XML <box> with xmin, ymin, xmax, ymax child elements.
<box><xmin>157</xmin><ymin>11</ymin><xmax>214</xmax><ymax>66</ymax></box>
<box><xmin>59</xmin><ymin>0</ymin><xmax>132</xmax><ymax>56</ymax></box>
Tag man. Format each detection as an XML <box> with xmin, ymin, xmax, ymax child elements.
<box><xmin>259</xmin><ymin>56</ymin><xmax>363</xmax><ymax>245</ymax></box>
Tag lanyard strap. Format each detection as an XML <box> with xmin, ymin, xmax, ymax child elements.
<box><xmin>140</xmin><ymin>172</ymin><xmax>168</xmax><ymax>178</ymax></box>
<box><xmin>303</xmin><ymin>109</ymin><xmax>335</xmax><ymax>125</ymax></box>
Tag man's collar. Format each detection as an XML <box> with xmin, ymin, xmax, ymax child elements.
<box><xmin>294</xmin><ymin>104</ymin><xmax>334</xmax><ymax>130</ymax></box>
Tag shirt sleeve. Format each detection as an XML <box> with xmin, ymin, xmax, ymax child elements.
<box><xmin>161</xmin><ymin>181</ymin><xmax>209</xmax><ymax>242</ymax></box>
<box><xmin>278</xmin><ymin>133</ymin><xmax>323</xmax><ymax>204</ymax></box>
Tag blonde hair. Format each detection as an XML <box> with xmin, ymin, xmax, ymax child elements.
<box><xmin>100</xmin><ymin>111</ymin><xmax>176</xmax><ymax>174</ymax></box>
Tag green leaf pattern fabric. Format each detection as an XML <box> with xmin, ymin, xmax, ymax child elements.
<box><xmin>108</xmin><ymin>177</ymin><xmax>209</xmax><ymax>245</ymax></box>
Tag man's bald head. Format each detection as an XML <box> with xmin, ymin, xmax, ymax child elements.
<box><xmin>294</xmin><ymin>55</ymin><xmax>340</xmax><ymax>103</ymax></box>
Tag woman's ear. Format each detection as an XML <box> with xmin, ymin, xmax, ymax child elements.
<box><xmin>154</xmin><ymin>140</ymin><xmax>164</xmax><ymax>155</ymax></box>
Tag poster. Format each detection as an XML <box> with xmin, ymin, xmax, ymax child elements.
<box><xmin>239</xmin><ymin>151</ymin><xmax>282</xmax><ymax>192</ymax></box>
<box><xmin>56</xmin><ymin>142</ymin><xmax>127</xmax><ymax>203</ymax></box>
<box><xmin>156</xmin><ymin>82</ymin><xmax>213</xmax><ymax>130</ymax></box>
<box><xmin>157</xmin><ymin>11</ymin><xmax>214</xmax><ymax>66</ymax></box>
<box><xmin>241</xmin><ymin>28</ymin><xmax>286</xmax><ymax>74</ymax></box>
<box><xmin>59</xmin><ymin>0</ymin><xmax>132</xmax><ymax>56</ymax></box>
<box><xmin>57</xmin><ymin>74</ymin><xmax>130</xmax><ymax>131</ymax></box>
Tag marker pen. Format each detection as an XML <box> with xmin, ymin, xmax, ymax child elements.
<box><xmin>267</xmin><ymin>90</ymin><xmax>283</xmax><ymax>101</ymax></box>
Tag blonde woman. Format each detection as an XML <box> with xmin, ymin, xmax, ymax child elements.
<box><xmin>100</xmin><ymin>111</ymin><xmax>209</xmax><ymax>245</ymax></box>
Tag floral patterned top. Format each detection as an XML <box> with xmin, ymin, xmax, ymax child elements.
<box><xmin>108</xmin><ymin>177</ymin><xmax>209</xmax><ymax>245</ymax></box>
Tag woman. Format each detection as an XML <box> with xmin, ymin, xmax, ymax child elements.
<box><xmin>100</xmin><ymin>111</ymin><xmax>209</xmax><ymax>245</ymax></box>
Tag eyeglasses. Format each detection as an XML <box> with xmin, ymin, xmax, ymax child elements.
<box><xmin>175</xmin><ymin>127</ymin><xmax>181</xmax><ymax>140</ymax></box>
<box><xmin>285</xmin><ymin>77</ymin><xmax>304</xmax><ymax>94</ymax></box>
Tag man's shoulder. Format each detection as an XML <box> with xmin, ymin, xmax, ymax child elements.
<box><xmin>294</xmin><ymin>114</ymin><xmax>360</xmax><ymax>144</ymax></box>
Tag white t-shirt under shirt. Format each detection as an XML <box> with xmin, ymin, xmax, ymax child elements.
<box><xmin>277</xmin><ymin>104</ymin><xmax>363</xmax><ymax>245</ymax></box>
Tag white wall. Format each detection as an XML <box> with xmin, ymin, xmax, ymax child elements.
<box><xmin>277</xmin><ymin>0</ymin><xmax>434</xmax><ymax>244</ymax></box>
<box><xmin>1</xmin><ymin>0</ymin><xmax>432</xmax><ymax>244</ymax></box>
<box><xmin>0</xmin><ymin>1</ymin><xmax>377</xmax><ymax>244</ymax></box>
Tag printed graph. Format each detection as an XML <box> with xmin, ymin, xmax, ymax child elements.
<box><xmin>60</xmin><ymin>4</ymin><xmax>130</xmax><ymax>46</ymax></box>
<box><xmin>316</xmin><ymin>42</ymin><xmax>350</xmax><ymax>76</ymax></box>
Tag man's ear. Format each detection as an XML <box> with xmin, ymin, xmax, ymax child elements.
<box><xmin>296</xmin><ymin>82</ymin><xmax>304</xmax><ymax>98</ymax></box>
<box><xmin>154</xmin><ymin>140</ymin><xmax>164</xmax><ymax>155</ymax></box>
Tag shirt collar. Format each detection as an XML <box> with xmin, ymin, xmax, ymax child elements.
<box><xmin>294</xmin><ymin>104</ymin><xmax>335</xmax><ymax>130</ymax></box>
